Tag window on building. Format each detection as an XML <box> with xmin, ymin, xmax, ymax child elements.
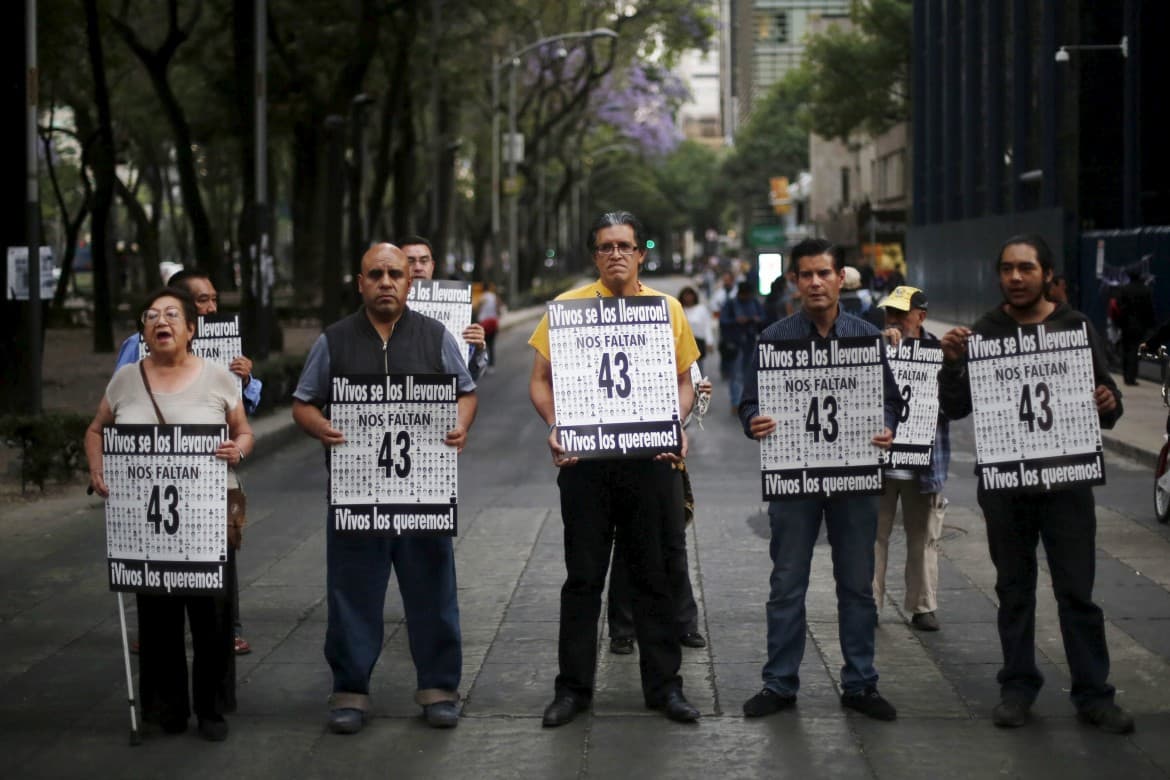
<box><xmin>754</xmin><ymin>11</ymin><xmax>788</xmax><ymax>44</ymax></box>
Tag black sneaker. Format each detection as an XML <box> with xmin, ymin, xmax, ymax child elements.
<box><xmin>910</xmin><ymin>612</ymin><xmax>940</xmax><ymax>631</ymax></box>
<box><xmin>841</xmin><ymin>686</ymin><xmax>897</xmax><ymax>721</ymax></box>
<box><xmin>991</xmin><ymin>697</ymin><xmax>1031</xmax><ymax>728</ymax></box>
<box><xmin>609</xmin><ymin>637</ymin><xmax>635</xmax><ymax>655</ymax></box>
<box><xmin>1077</xmin><ymin>702</ymin><xmax>1135</xmax><ymax>734</ymax></box>
<box><xmin>742</xmin><ymin>688</ymin><xmax>796</xmax><ymax>717</ymax></box>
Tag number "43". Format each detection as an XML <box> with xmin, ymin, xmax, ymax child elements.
<box><xmin>1018</xmin><ymin>382</ymin><xmax>1054</xmax><ymax>432</ymax></box>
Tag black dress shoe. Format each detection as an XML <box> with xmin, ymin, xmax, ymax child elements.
<box><xmin>652</xmin><ymin>690</ymin><xmax>699</xmax><ymax>723</ymax></box>
<box><xmin>542</xmin><ymin>694</ymin><xmax>585</xmax><ymax>728</ymax></box>
<box><xmin>679</xmin><ymin>632</ymin><xmax>707</xmax><ymax>648</ymax></box>
<box><xmin>610</xmin><ymin>637</ymin><xmax>635</xmax><ymax>655</ymax></box>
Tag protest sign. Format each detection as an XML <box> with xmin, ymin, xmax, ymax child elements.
<box><xmin>547</xmin><ymin>296</ymin><xmax>682</xmax><ymax>459</ymax></box>
<box><xmin>408</xmin><ymin>279</ymin><xmax>473</xmax><ymax>365</ymax></box>
<box><xmin>757</xmin><ymin>336</ymin><xmax>885</xmax><ymax>499</ymax></box>
<box><xmin>885</xmin><ymin>337</ymin><xmax>943</xmax><ymax>469</ymax></box>
<box><xmin>103</xmin><ymin>424</ymin><xmax>228</xmax><ymax>595</ymax></box>
<box><xmin>329</xmin><ymin>374</ymin><xmax>459</xmax><ymax>535</ymax></box>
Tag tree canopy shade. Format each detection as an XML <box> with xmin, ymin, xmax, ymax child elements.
<box><xmin>800</xmin><ymin>0</ymin><xmax>911</xmax><ymax>142</ymax></box>
<box><xmin>718</xmin><ymin>69</ymin><xmax>811</xmax><ymax>209</ymax></box>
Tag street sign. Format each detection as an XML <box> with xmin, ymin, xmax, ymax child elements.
<box><xmin>6</xmin><ymin>246</ymin><xmax>54</xmax><ymax>301</ymax></box>
<box><xmin>749</xmin><ymin>224</ymin><xmax>784</xmax><ymax>248</ymax></box>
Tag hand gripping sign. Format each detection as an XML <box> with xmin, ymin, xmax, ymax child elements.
<box><xmin>547</xmin><ymin>296</ymin><xmax>682</xmax><ymax>459</ymax></box>
<box><xmin>966</xmin><ymin>323</ymin><xmax>1105</xmax><ymax>492</ymax></box>
<box><xmin>104</xmin><ymin>424</ymin><xmax>228</xmax><ymax>595</ymax></box>
<box><xmin>885</xmin><ymin>337</ymin><xmax>943</xmax><ymax>469</ymax></box>
<box><xmin>407</xmin><ymin>280</ymin><xmax>473</xmax><ymax>365</ymax></box>
<box><xmin>329</xmin><ymin>374</ymin><xmax>459</xmax><ymax>536</ymax></box>
<box><xmin>757</xmin><ymin>336</ymin><xmax>886</xmax><ymax>499</ymax></box>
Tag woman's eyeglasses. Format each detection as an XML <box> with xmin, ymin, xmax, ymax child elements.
<box><xmin>141</xmin><ymin>307</ymin><xmax>184</xmax><ymax>324</ymax></box>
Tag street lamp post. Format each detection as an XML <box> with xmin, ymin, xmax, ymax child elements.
<box><xmin>491</xmin><ymin>28</ymin><xmax>618</xmax><ymax>305</ymax></box>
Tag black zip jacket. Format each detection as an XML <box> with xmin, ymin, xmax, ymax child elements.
<box><xmin>937</xmin><ymin>302</ymin><xmax>1123</xmax><ymax>430</ymax></box>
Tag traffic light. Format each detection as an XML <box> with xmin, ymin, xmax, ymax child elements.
<box><xmin>644</xmin><ymin>239</ymin><xmax>656</xmax><ymax>250</ymax></box>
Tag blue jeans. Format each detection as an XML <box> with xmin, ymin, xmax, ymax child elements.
<box><xmin>762</xmin><ymin>496</ymin><xmax>879</xmax><ymax>696</ymax></box>
<box><xmin>324</xmin><ymin>526</ymin><xmax>461</xmax><ymax>704</ymax></box>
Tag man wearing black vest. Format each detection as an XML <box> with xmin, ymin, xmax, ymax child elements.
<box><xmin>293</xmin><ymin>243</ymin><xmax>477</xmax><ymax>734</ymax></box>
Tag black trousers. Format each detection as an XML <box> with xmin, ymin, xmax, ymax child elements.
<box><xmin>1121</xmin><ymin>329</ymin><xmax>1143</xmax><ymax>383</ymax></box>
<box><xmin>555</xmin><ymin>460</ymin><xmax>683</xmax><ymax>706</ymax></box>
<box><xmin>977</xmin><ymin>486</ymin><xmax>1115</xmax><ymax>709</ymax></box>
<box><xmin>138</xmin><ymin>557</ymin><xmax>234</xmax><ymax>725</ymax></box>
<box><xmin>608</xmin><ymin>467</ymin><xmax>698</xmax><ymax>640</ymax></box>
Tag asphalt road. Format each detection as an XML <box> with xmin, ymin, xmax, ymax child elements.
<box><xmin>3</xmin><ymin>276</ymin><xmax>1170</xmax><ymax>778</ymax></box>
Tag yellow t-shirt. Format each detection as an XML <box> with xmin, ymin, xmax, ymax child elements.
<box><xmin>528</xmin><ymin>280</ymin><xmax>700</xmax><ymax>374</ymax></box>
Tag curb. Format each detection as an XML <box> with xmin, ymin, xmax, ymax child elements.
<box><xmin>1102</xmin><ymin>434</ymin><xmax>1158</xmax><ymax>470</ymax></box>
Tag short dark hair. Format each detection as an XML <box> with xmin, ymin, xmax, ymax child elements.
<box><xmin>398</xmin><ymin>235</ymin><xmax>433</xmax><ymax>253</ymax></box>
<box><xmin>678</xmin><ymin>286</ymin><xmax>699</xmax><ymax>305</ymax></box>
<box><xmin>139</xmin><ymin>285</ymin><xmax>198</xmax><ymax>338</ymax></box>
<box><xmin>789</xmin><ymin>238</ymin><xmax>841</xmax><ymax>273</ymax></box>
<box><xmin>166</xmin><ymin>268</ymin><xmax>212</xmax><ymax>295</ymax></box>
<box><xmin>588</xmin><ymin>211</ymin><xmax>644</xmax><ymax>253</ymax></box>
<box><xmin>998</xmin><ymin>234</ymin><xmax>1055</xmax><ymax>274</ymax></box>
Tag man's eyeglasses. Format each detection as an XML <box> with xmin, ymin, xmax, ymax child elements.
<box><xmin>142</xmin><ymin>307</ymin><xmax>184</xmax><ymax>324</ymax></box>
<box><xmin>594</xmin><ymin>242</ymin><xmax>639</xmax><ymax>257</ymax></box>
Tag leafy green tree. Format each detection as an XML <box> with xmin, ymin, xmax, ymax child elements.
<box><xmin>801</xmin><ymin>0</ymin><xmax>911</xmax><ymax>142</ymax></box>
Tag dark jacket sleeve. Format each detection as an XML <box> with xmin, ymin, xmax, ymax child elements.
<box><xmin>937</xmin><ymin>359</ymin><xmax>973</xmax><ymax>421</ymax></box>
<box><xmin>1085</xmin><ymin>320</ymin><xmax>1123</xmax><ymax>429</ymax></box>
<box><xmin>738</xmin><ymin>340</ymin><xmax>762</xmax><ymax>439</ymax></box>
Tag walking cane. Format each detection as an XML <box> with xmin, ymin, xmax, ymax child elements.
<box><xmin>117</xmin><ymin>592</ymin><xmax>143</xmax><ymax>745</ymax></box>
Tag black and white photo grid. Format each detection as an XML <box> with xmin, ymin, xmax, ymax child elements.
<box><xmin>328</xmin><ymin>374</ymin><xmax>459</xmax><ymax>536</ymax></box>
<box><xmin>967</xmin><ymin>322</ymin><xmax>1105</xmax><ymax>492</ymax></box>
<box><xmin>757</xmin><ymin>336</ymin><xmax>885</xmax><ymax>499</ymax></box>
<box><xmin>547</xmin><ymin>296</ymin><xmax>682</xmax><ymax>459</ymax></box>
<box><xmin>407</xmin><ymin>279</ymin><xmax>473</xmax><ymax>365</ymax></box>
<box><xmin>139</xmin><ymin>313</ymin><xmax>244</xmax><ymax>393</ymax></box>
<box><xmin>886</xmin><ymin>337</ymin><xmax>943</xmax><ymax>469</ymax></box>
<box><xmin>103</xmin><ymin>424</ymin><xmax>228</xmax><ymax>595</ymax></box>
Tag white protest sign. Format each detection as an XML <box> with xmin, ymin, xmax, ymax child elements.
<box><xmin>966</xmin><ymin>322</ymin><xmax>1104</xmax><ymax>492</ymax></box>
<box><xmin>329</xmin><ymin>374</ymin><xmax>459</xmax><ymax>536</ymax></box>
<box><xmin>408</xmin><ymin>279</ymin><xmax>473</xmax><ymax>365</ymax></box>
<box><xmin>103</xmin><ymin>424</ymin><xmax>228</xmax><ymax>595</ymax></box>
<box><xmin>757</xmin><ymin>336</ymin><xmax>885</xmax><ymax>499</ymax></box>
<box><xmin>885</xmin><ymin>337</ymin><xmax>943</xmax><ymax>469</ymax></box>
<box><xmin>547</xmin><ymin>296</ymin><xmax>682</xmax><ymax>459</ymax></box>
<box><xmin>6</xmin><ymin>246</ymin><xmax>55</xmax><ymax>301</ymax></box>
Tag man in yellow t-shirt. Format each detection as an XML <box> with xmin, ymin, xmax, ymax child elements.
<box><xmin>528</xmin><ymin>210</ymin><xmax>701</xmax><ymax>727</ymax></box>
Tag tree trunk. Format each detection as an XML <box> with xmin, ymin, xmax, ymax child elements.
<box><xmin>391</xmin><ymin>85</ymin><xmax>417</xmax><ymax>239</ymax></box>
<box><xmin>85</xmin><ymin>0</ymin><xmax>116</xmax><ymax>352</ymax></box>
<box><xmin>290</xmin><ymin>120</ymin><xmax>322</xmax><ymax>305</ymax></box>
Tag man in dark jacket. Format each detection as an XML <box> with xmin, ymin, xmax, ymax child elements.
<box><xmin>937</xmin><ymin>234</ymin><xmax>1133</xmax><ymax>734</ymax></box>
<box><xmin>1111</xmin><ymin>265</ymin><xmax>1155</xmax><ymax>385</ymax></box>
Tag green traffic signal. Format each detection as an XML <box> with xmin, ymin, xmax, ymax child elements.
<box><xmin>644</xmin><ymin>239</ymin><xmax>656</xmax><ymax>249</ymax></box>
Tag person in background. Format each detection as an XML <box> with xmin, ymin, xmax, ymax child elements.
<box><xmin>872</xmin><ymin>286</ymin><xmax>950</xmax><ymax>633</ymax></box>
<box><xmin>1110</xmin><ymin>265</ymin><xmax>1155</xmax><ymax>385</ymax></box>
<box><xmin>679</xmin><ymin>286</ymin><xmax>713</xmax><ymax>368</ymax></box>
<box><xmin>475</xmin><ymin>282</ymin><xmax>501</xmax><ymax>373</ymax></box>
<box><xmin>86</xmin><ymin>286</ymin><xmax>252</xmax><ymax>741</ymax></box>
<box><xmin>719</xmin><ymin>282</ymin><xmax>765</xmax><ymax>414</ymax></box>
<box><xmin>1047</xmin><ymin>273</ymin><xmax>1070</xmax><ymax>305</ymax></box>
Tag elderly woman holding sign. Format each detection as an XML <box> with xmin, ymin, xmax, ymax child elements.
<box><xmin>84</xmin><ymin>286</ymin><xmax>253</xmax><ymax>742</ymax></box>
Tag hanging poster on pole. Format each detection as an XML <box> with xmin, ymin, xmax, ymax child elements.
<box><xmin>757</xmin><ymin>336</ymin><xmax>885</xmax><ymax>499</ymax></box>
<box><xmin>408</xmin><ymin>280</ymin><xmax>473</xmax><ymax>365</ymax></box>
<box><xmin>885</xmin><ymin>337</ymin><xmax>943</xmax><ymax>469</ymax></box>
<box><xmin>966</xmin><ymin>323</ymin><xmax>1104</xmax><ymax>492</ymax></box>
<box><xmin>547</xmin><ymin>296</ymin><xmax>682</xmax><ymax>459</ymax></box>
<box><xmin>103</xmin><ymin>424</ymin><xmax>228</xmax><ymax>595</ymax></box>
<box><xmin>329</xmin><ymin>374</ymin><xmax>459</xmax><ymax>536</ymax></box>
<box><xmin>6</xmin><ymin>246</ymin><xmax>54</xmax><ymax>301</ymax></box>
